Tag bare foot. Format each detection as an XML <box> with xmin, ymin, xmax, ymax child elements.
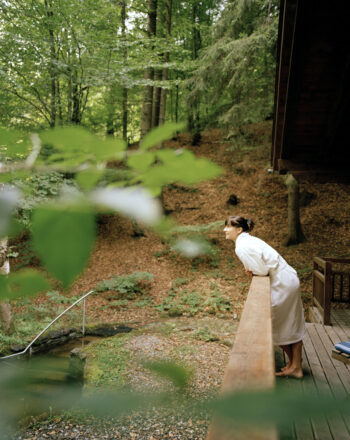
<box><xmin>281</xmin><ymin>364</ymin><xmax>291</xmax><ymax>372</ymax></box>
<box><xmin>276</xmin><ymin>367</ymin><xmax>303</xmax><ymax>379</ymax></box>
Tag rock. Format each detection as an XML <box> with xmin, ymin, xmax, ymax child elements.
<box><xmin>86</xmin><ymin>324</ymin><xmax>132</xmax><ymax>337</ymax></box>
<box><xmin>48</xmin><ymin>329</ymin><xmax>71</xmax><ymax>339</ymax></box>
<box><xmin>226</xmin><ymin>194</ymin><xmax>239</xmax><ymax>205</ymax></box>
<box><xmin>10</xmin><ymin>344</ymin><xmax>26</xmax><ymax>353</ymax></box>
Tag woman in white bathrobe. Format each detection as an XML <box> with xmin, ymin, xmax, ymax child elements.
<box><xmin>224</xmin><ymin>215</ymin><xmax>306</xmax><ymax>378</ymax></box>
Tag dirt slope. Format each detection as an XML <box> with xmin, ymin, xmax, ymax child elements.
<box><xmin>62</xmin><ymin>120</ymin><xmax>350</xmax><ymax>325</ymax></box>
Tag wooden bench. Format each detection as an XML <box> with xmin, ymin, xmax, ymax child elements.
<box><xmin>206</xmin><ymin>276</ymin><xmax>277</xmax><ymax>440</ymax></box>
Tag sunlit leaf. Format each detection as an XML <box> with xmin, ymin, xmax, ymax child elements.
<box><xmin>127</xmin><ymin>152</ymin><xmax>155</xmax><ymax>172</ymax></box>
<box><xmin>142</xmin><ymin>150</ymin><xmax>222</xmax><ymax>188</ymax></box>
<box><xmin>91</xmin><ymin>187</ymin><xmax>162</xmax><ymax>225</ymax></box>
<box><xmin>31</xmin><ymin>204</ymin><xmax>96</xmax><ymax>287</ymax></box>
<box><xmin>152</xmin><ymin>216</ymin><xmax>176</xmax><ymax>237</ymax></box>
<box><xmin>39</xmin><ymin>127</ymin><xmax>126</xmax><ymax>165</ymax></box>
<box><xmin>156</xmin><ymin>148</ymin><xmax>193</xmax><ymax>164</ymax></box>
<box><xmin>7</xmin><ymin>218</ymin><xmax>26</xmax><ymax>239</ymax></box>
<box><xmin>140</xmin><ymin>122</ymin><xmax>186</xmax><ymax>150</ymax></box>
<box><xmin>143</xmin><ymin>360</ymin><xmax>192</xmax><ymax>389</ymax></box>
<box><xmin>142</xmin><ymin>165</ymin><xmax>178</xmax><ymax>188</ymax></box>
<box><xmin>0</xmin><ymin>269</ymin><xmax>50</xmax><ymax>301</ymax></box>
<box><xmin>210</xmin><ymin>386</ymin><xmax>350</xmax><ymax>428</ymax></box>
<box><xmin>75</xmin><ymin>169</ymin><xmax>104</xmax><ymax>190</ymax></box>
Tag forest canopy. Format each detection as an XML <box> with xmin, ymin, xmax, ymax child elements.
<box><xmin>0</xmin><ymin>0</ymin><xmax>279</xmax><ymax>141</ymax></box>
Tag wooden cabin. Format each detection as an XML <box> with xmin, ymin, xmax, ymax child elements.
<box><xmin>207</xmin><ymin>2</ymin><xmax>350</xmax><ymax>439</ymax></box>
<box><xmin>271</xmin><ymin>0</ymin><xmax>350</xmax><ymax>181</ymax></box>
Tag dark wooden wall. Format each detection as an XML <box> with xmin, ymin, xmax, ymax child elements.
<box><xmin>272</xmin><ymin>0</ymin><xmax>350</xmax><ymax>175</ymax></box>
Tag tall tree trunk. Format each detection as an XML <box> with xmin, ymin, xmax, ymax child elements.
<box><xmin>106</xmin><ymin>83</ymin><xmax>116</xmax><ymax>135</ymax></box>
<box><xmin>175</xmin><ymin>80</ymin><xmax>179</xmax><ymax>122</ymax></box>
<box><xmin>170</xmin><ymin>84</ymin><xmax>174</xmax><ymax>121</ymax></box>
<box><xmin>159</xmin><ymin>0</ymin><xmax>172</xmax><ymax>126</ymax></box>
<box><xmin>121</xmin><ymin>0</ymin><xmax>128</xmax><ymax>143</ymax></box>
<box><xmin>140</xmin><ymin>0</ymin><xmax>157</xmax><ymax>138</ymax></box>
<box><xmin>122</xmin><ymin>87</ymin><xmax>128</xmax><ymax>142</ymax></box>
<box><xmin>285</xmin><ymin>174</ymin><xmax>306</xmax><ymax>245</ymax></box>
<box><xmin>189</xmin><ymin>3</ymin><xmax>201</xmax><ymax>145</ymax></box>
<box><xmin>45</xmin><ymin>0</ymin><xmax>57</xmax><ymax>127</ymax></box>
<box><xmin>57</xmin><ymin>78</ymin><xmax>63</xmax><ymax>125</ymax></box>
<box><xmin>71</xmin><ymin>68</ymin><xmax>81</xmax><ymax>124</ymax></box>
<box><xmin>152</xmin><ymin>70</ymin><xmax>161</xmax><ymax>128</ymax></box>
<box><xmin>67</xmin><ymin>50</ymin><xmax>73</xmax><ymax>123</ymax></box>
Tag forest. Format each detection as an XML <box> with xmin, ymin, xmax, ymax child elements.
<box><xmin>1</xmin><ymin>0</ymin><xmax>350</xmax><ymax>439</ymax></box>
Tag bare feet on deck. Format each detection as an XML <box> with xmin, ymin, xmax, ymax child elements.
<box><xmin>276</xmin><ymin>367</ymin><xmax>303</xmax><ymax>379</ymax></box>
<box><xmin>281</xmin><ymin>364</ymin><xmax>291</xmax><ymax>372</ymax></box>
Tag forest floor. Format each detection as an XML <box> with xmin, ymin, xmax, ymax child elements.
<box><xmin>8</xmin><ymin>120</ymin><xmax>350</xmax><ymax>439</ymax></box>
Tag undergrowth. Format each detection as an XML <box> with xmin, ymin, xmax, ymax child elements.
<box><xmin>0</xmin><ymin>291</ymin><xmax>82</xmax><ymax>353</ymax></box>
<box><xmin>157</xmin><ymin>279</ymin><xmax>231</xmax><ymax>317</ymax></box>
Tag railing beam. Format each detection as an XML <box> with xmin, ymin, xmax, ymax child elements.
<box><xmin>206</xmin><ymin>276</ymin><xmax>277</xmax><ymax>440</ymax></box>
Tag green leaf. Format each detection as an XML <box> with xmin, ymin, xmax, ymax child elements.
<box><xmin>7</xmin><ymin>218</ymin><xmax>26</xmax><ymax>239</ymax></box>
<box><xmin>143</xmin><ymin>360</ymin><xmax>192</xmax><ymax>389</ymax></box>
<box><xmin>31</xmin><ymin>204</ymin><xmax>96</xmax><ymax>287</ymax></box>
<box><xmin>0</xmin><ymin>269</ymin><xmax>50</xmax><ymax>301</ymax></box>
<box><xmin>127</xmin><ymin>152</ymin><xmax>155</xmax><ymax>172</ymax></box>
<box><xmin>151</xmin><ymin>216</ymin><xmax>176</xmax><ymax>238</ymax></box>
<box><xmin>75</xmin><ymin>169</ymin><xmax>104</xmax><ymax>190</ymax></box>
<box><xmin>140</xmin><ymin>122</ymin><xmax>186</xmax><ymax>150</ymax></box>
<box><xmin>39</xmin><ymin>127</ymin><xmax>126</xmax><ymax>166</ymax></box>
<box><xmin>156</xmin><ymin>148</ymin><xmax>193</xmax><ymax>164</ymax></box>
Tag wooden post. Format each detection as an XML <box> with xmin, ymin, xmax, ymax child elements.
<box><xmin>324</xmin><ymin>261</ymin><xmax>332</xmax><ymax>325</ymax></box>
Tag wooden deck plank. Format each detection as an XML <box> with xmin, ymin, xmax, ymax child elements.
<box><xmin>309</xmin><ymin>325</ymin><xmax>348</xmax><ymax>397</ymax></box>
<box><xmin>275</xmin><ymin>348</ymin><xmax>297</xmax><ymax>440</ymax></box>
<box><xmin>332</xmin><ymin>312</ymin><xmax>349</xmax><ymax>330</ymax></box>
<box><xmin>331</xmin><ymin>311</ymin><xmax>350</xmax><ymax>338</ymax></box>
<box><xmin>314</xmin><ymin>324</ymin><xmax>350</xmax><ymax>437</ymax></box>
<box><xmin>293</xmin><ymin>346</ymin><xmax>315</xmax><ymax>440</ymax></box>
<box><xmin>320</xmin><ymin>325</ymin><xmax>350</xmax><ymax>393</ymax></box>
<box><xmin>302</xmin><ymin>329</ymin><xmax>334</xmax><ymax>440</ymax></box>
<box><xmin>306</xmin><ymin>324</ymin><xmax>350</xmax><ymax>440</ymax></box>
<box><xmin>328</xmin><ymin>316</ymin><xmax>350</xmax><ymax>373</ymax></box>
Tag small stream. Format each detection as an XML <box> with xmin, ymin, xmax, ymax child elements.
<box><xmin>46</xmin><ymin>335</ymin><xmax>102</xmax><ymax>357</ymax></box>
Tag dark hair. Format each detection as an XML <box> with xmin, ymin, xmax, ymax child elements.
<box><xmin>225</xmin><ymin>215</ymin><xmax>254</xmax><ymax>232</ymax></box>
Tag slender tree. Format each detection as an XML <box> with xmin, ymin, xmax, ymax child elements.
<box><xmin>121</xmin><ymin>0</ymin><xmax>128</xmax><ymax>142</ymax></box>
<box><xmin>159</xmin><ymin>0</ymin><xmax>172</xmax><ymax>126</ymax></box>
<box><xmin>140</xmin><ymin>0</ymin><xmax>158</xmax><ymax>138</ymax></box>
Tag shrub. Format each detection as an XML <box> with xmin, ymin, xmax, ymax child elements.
<box><xmin>95</xmin><ymin>272</ymin><xmax>154</xmax><ymax>300</ymax></box>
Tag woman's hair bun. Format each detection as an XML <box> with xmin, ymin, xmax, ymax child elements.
<box><xmin>225</xmin><ymin>215</ymin><xmax>255</xmax><ymax>232</ymax></box>
<box><xmin>246</xmin><ymin>218</ymin><xmax>254</xmax><ymax>231</ymax></box>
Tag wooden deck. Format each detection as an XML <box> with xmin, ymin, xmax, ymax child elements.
<box><xmin>277</xmin><ymin>309</ymin><xmax>350</xmax><ymax>440</ymax></box>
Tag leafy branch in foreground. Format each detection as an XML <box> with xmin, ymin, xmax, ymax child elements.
<box><xmin>0</xmin><ymin>122</ymin><xmax>222</xmax><ymax>298</ymax></box>
<box><xmin>0</xmin><ymin>357</ymin><xmax>349</xmax><ymax>436</ymax></box>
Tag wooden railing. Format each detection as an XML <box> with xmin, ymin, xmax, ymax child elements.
<box><xmin>206</xmin><ymin>276</ymin><xmax>277</xmax><ymax>440</ymax></box>
<box><xmin>312</xmin><ymin>257</ymin><xmax>350</xmax><ymax>325</ymax></box>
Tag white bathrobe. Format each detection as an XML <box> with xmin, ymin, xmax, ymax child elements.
<box><xmin>235</xmin><ymin>232</ymin><xmax>306</xmax><ymax>346</ymax></box>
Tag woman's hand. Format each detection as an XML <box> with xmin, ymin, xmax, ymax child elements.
<box><xmin>245</xmin><ymin>270</ymin><xmax>253</xmax><ymax>277</ymax></box>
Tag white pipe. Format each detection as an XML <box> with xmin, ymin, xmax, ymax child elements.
<box><xmin>0</xmin><ymin>290</ymin><xmax>94</xmax><ymax>361</ymax></box>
